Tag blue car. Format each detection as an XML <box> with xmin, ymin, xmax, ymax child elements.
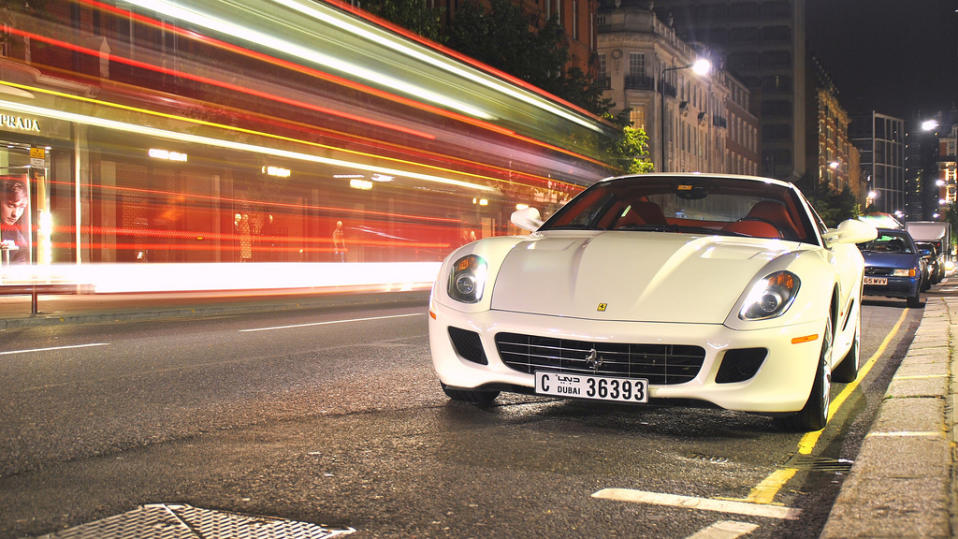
<box><xmin>858</xmin><ymin>228</ymin><xmax>926</xmax><ymax>307</ymax></box>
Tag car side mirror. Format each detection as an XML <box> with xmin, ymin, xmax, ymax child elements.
<box><xmin>823</xmin><ymin>219</ymin><xmax>877</xmax><ymax>247</ymax></box>
<box><xmin>511</xmin><ymin>207</ymin><xmax>543</xmax><ymax>232</ymax></box>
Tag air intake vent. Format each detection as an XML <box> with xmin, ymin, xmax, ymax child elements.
<box><xmin>448</xmin><ymin>327</ymin><xmax>487</xmax><ymax>365</ymax></box>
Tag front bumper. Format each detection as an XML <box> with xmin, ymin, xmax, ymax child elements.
<box><xmin>429</xmin><ymin>305</ymin><xmax>823</xmax><ymax>413</ymax></box>
<box><xmin>863</xmin><ymin>275</ymin><xmax>919</xmax><ymax>299</ymax></box>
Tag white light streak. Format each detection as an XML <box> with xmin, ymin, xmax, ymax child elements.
<box><xmin>270</xmin><ymin>0</ymin><xmax>604</xmax><ymax>132</ymax></box>
<box><xmin>0</xmin><ymin>99</ymin><xmax>496</xmax><ymax>193</ymax></box>
<box><xmin>118</xmin><ymin>0</ymin><xmax>495</xmax><ymax>121</ymax></box>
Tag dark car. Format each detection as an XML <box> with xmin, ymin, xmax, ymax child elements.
<box><xmin>916</xmin><ymin>241</ymin><xmax>945</xmax><ymax>284</ymax></box>
<box><xmin>858</xmin><ymin>228</ymin><xmax>926</xmax><ymax>307</ymax></box>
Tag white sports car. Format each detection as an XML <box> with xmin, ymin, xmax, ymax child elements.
<box><xmin>428</xmin><ymin>174</ymin><xmax>877</xmax><ymax>431</ymax></box>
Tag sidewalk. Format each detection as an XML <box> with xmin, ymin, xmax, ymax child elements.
<box><xmin>821</xmin><ymin>286</ymin><xmax>955</xmax><ymax>537</ymax></box>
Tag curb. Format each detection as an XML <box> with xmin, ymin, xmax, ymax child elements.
<box><xmin>820</xmin><ymin>296</ymin><xmax>953</xmax><ymax>537</ymax></box>
<box><xmin>0</xmin><ymin>289</ymin><xmax>431</xmax><ymax>330</ymax></box>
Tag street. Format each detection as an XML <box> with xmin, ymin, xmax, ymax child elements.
<box><xmin>0</xmin><ymin>298</ymin><xmax>922</xmax><ymax>538</ymax></box>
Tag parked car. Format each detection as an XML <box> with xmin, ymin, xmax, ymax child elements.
<box><xmin>858</xmin><ymin>228</ymin><xmax>926</xmax><ymax>307</ymax></box>
<box><xmin>429</xmin><ymin>174</ymin><xmax>877</xmax><ymax>431</ymax></box>
<box><xmin>916</xmin><ymin>240</ymin><xmax>944</xmax><ymax>284</ymax></box>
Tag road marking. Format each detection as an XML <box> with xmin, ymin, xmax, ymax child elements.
<box><xmin>685</xmin><ymin>521</ymin><xmax>759</xmax><ymax>539</ymax></box>
<box><xmin>867</xmin><ymin>431</ymin><xmax>942</xmax><ymax>438</ymax></box>
<box><xmin>720</xmin><ymin>308</ymin><xmax>910</xmax><ymax>508</ymax></box>
<box><xmin>239</xmin><ymin>312</ymin><xmax>423</xmax><ymax>332</ymax></box>
<box><xmin>591</xmin><ymin>489</ymin><xmax>801</xmax><ymax>520</ymax></box>
<box><xmin>733</xmin><ymin>468</ymin><xmax>798</xmax><ymax>505</ymax></box>
<box><xmin>0</xmin><ymin>342</ymin><xmax>110</xmax><ymax>356</ymax></box>
<box><xmin>797</xmin><ymin>308</ymin><xmax>909</xmax><ymax>455</ymax></box>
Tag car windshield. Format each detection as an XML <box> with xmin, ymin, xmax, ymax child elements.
<box><xmin>858</xmin><ymin>232</ymin><xmax>915</xmax><ymax>254</ymax></box>
<box><xmin>539</xmin><ymin>176</ymin><xmax>816</xmax><ymax>243</ymax></box>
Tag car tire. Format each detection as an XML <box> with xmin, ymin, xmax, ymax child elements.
<box><xmin>441</xmin><ymin>382</ymin><xmax>499</xmax><ymax>407</ymax></box>
<box><xmin>832</xmin><ymin>314</ymin><xmax>860</xmax><ymax>383</ymax></box>
<box><xmin>782</xmin><ymin>315</ymin><xmax>832</xmax><ymax>432</ymax></box>
<box><xmin>907</xmin><ymin>291</ymin><xmax>922</xmax><ymax>308</ymax></box>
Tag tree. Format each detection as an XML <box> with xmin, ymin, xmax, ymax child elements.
<box><xmin>358</xmin><ymin>0</ymin><xmax>443</xmax><ymax>41</ymax></box>
<box><xmin>605</xmin><ymin>108</ymin><xmax>654</xmax><ymax>173</ymax></box>
<box><xmin>798</xmin><ymin>174</ymin><xmax>860</xmax><ymax>227</ymax></box>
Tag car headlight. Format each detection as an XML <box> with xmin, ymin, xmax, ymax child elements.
<box><xmin>892</xmin><ymin>268</ymin><xmax>916</xmax><ymax>277</ymax></box>
<box><xmin>447</xmin><ymin>254</ymin><xmax>488</xmax><ymax>303</ymax></box>
<box><xmin>739</xmin><ymin>271</ymin><xmax>801</xmax><ymax>320</ymax></box>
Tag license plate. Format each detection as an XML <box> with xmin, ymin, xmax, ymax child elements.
<box><xmin>864</xmin><ymin>276</ymin><xmax>888</xmax><ymax>285</ymax></box>
<box><xmin>535</xmin><ymin>371</ymin><xmax>648</xmax><ymax>403</ymax></box>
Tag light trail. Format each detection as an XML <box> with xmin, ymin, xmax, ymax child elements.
<box><xmin>76</xmin><ymin>0</ymin><xmax>615</xmax><ymax>169</ymax></box>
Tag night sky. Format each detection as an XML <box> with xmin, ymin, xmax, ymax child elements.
<box><xmin>806</xmin><ymin>0</ymin><xmax>958</xmax><ymax>125</ymax></box>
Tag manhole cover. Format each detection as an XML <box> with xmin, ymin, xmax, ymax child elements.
<box><xmin>35</xmin><ymin>503</ymin><xmax>354</xmax><ymax>539</ymax></box>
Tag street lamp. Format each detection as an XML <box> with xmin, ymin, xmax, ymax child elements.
<box><xmin>659</xmin><ymin>57</ymin><xmax>711</xmax><ymax>172</ymax></box>
<box><xmin>922</xmin><ymin>119</ymin><xmax>939</xmax><ymax>132</ymax></box>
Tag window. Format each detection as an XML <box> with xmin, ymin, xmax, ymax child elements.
<box><xmin>629</xmin><ymin>107</ymin><xmax>646</xmax><ymax>131</ymax></box>
<box><xmin>629</xmin><ymin>53</ymin><xmax>646</xmax><ymax>76</ymax></box>
<box><xmin>572</xmin><ymin>0</ymin><xmax>578</xmax><ymax>39</ymax></box>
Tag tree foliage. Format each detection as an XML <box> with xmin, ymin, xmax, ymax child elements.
<box><xmin>359</xmin><ymin>0</ymin><xmax>443</xmax><ymax>41</ymax></box>
<box><xmin>605</xmin><ymin>110</ymin><xmax>654</xmax><ymax>174</ymax></box>
<box><xmin>797</xmin><ymin>174</ymin><xmax>860</xmax><ymax>227</ymax></box>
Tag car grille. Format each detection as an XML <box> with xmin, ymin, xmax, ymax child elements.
<box><xmin>865</xmin><ymin>267</ymin><xmax>894</xmax><ymax>276</ymax></box>
<box><xmin>495</xmin><ymin>332</ymin><xmax>706</xmax><ymax>385</ymax></box>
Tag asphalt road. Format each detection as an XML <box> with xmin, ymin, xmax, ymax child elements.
<box><xmin>0</xmin><ymin>298</ymin><xmax>922</xmax><ymax>538</ymax></box>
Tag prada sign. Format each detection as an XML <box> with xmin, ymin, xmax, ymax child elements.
<box><xmin>0</xmin><ymin>113</ymin><xmax>40</xmax><ymax>132</ymax></box>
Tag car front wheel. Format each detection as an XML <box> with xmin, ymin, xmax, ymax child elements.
<box><xmin>782</xmin><ymin>315</ymin><xmax>832</xmax><ymax>432</ymax></box>
<box><xmin>832</xmin><ymin>313</ymin><xmax>860</xmax><ymax>383</ymax></box>
<box><xmin>441</xmin><ymin>382</ymin><xmax>499</xmax><ymax>407</ymax></box>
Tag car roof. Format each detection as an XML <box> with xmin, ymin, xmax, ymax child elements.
<box><xmin>599</xmin><ymin>173</ymin><xmax>796</xmax><ymax>191</ymax></box>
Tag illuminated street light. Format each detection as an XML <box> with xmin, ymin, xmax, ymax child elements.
<box><xmin>933</xmin><ymin>212</ymin><xmax>941</xmax><ymax>218</ymax></box>
<box><xmin>922</xmin><ymin>119</ymin><xmax>940</xmax><ymax>131</ymax></box>
<box><xmin>828</xmin><ymin>161</ymin><xmax>840</xmax><ymax>169</ymax></box>
<box><xmin>691</xmin><ymin>58</ymin><xmax>713</xmax><ymax>76</ymax></box>
<box><xmin>660</xmin><ymin>57</ymin><xmax>712</xmax><ymax>172</ymax></box>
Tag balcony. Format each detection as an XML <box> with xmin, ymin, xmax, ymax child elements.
<box><xmin>625</xmin><ymin>74</ymin><xmax>655</xmax><ymax>91</ymax></box>
<box><xmin>658</xmin><ymin>80</ymin><xmax>677</xmax><ymax>97</ymax></box>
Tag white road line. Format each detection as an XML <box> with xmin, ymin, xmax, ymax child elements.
<box><xmin>591</xmin><ymin>489</ymin><xmax>801</xmax><ymax>520</ymax></box>
<box><xmin>867</xmin><ymin>431</ymin><xmax>942</xmax><ymax>438</ymax></box>
<box><xmin>686</xmin><ymin>521</ymin><xmax>759</xmax><ymax>539</ymax></box>
<box><xmin>0</xmin><ymin>342</ymin><xmax>110</xmax><ymax>356</ymax></box>
<box><xmin>239</xmin><ymin>312</ymin><xmax>423</xmax><ymax>332</ymax></box>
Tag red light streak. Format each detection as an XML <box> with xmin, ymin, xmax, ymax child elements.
<box><xmin>321</xmin><ymin>0</ymin><xmax>612</xmax><ymax>123</ymax></box>
<box><xmin>54</xmin><ymin>226</ymin><xmax>452</xmax><ymax>249</ymax></box>
<box><xmin>47</xmin><ymin>180</ymin><xmax>463</xmax><ymax>224</ymax></box>
<box><xmin>73</xmin><ymin>0</ymin><xmax>612</xmax><ymax>168</ymax></box>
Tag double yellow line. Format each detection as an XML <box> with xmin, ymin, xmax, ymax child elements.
<box><xmin>737</xmin><ymin>308</ymin><xmax>910</xmax><ymax>505</ymax></box>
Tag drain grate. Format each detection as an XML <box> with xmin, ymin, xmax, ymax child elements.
<box><xmin>785</xmin><ymin>455</ymin><xmax>854</xmax><ymax>473</ymax></box>
<box><xmin>35</xmin><ymin>503</ymin><xmax>354</xmax><ymax>539</ymax></box>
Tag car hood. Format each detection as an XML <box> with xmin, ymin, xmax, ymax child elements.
<box><xmin>861</xmin><ymin>252</ymin><xmax>918</xmax><ymax>269</ymax></box>
<box><xmin>490</xmin><ymin>231</ymin><xmax>799</xmax><ymax>324</ymax></box>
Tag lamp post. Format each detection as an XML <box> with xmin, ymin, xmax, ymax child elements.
<box><xmin>658</xmin><ymin>57</ymin><xmax>711</xmax><ymax>172</ymax></box>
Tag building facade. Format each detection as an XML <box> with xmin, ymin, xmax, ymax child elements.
<box><xmin>851</xmin><ymin>112</ymin><xmax>905</xmax><ymax>216</ymax></box>
<box><xmin>806</xmin><ymin>55</ymin><xmax>859</xmax><ymax>199</ymax></box>
<box><xmin>597</xmin><ymin>0</ymin><xmax>758</xmax><ymax>174</ymax></box>
<box><xmin>651</xmin><ymin>0</ymin><xmax>806</xmax><ymax>182</ymax></box>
